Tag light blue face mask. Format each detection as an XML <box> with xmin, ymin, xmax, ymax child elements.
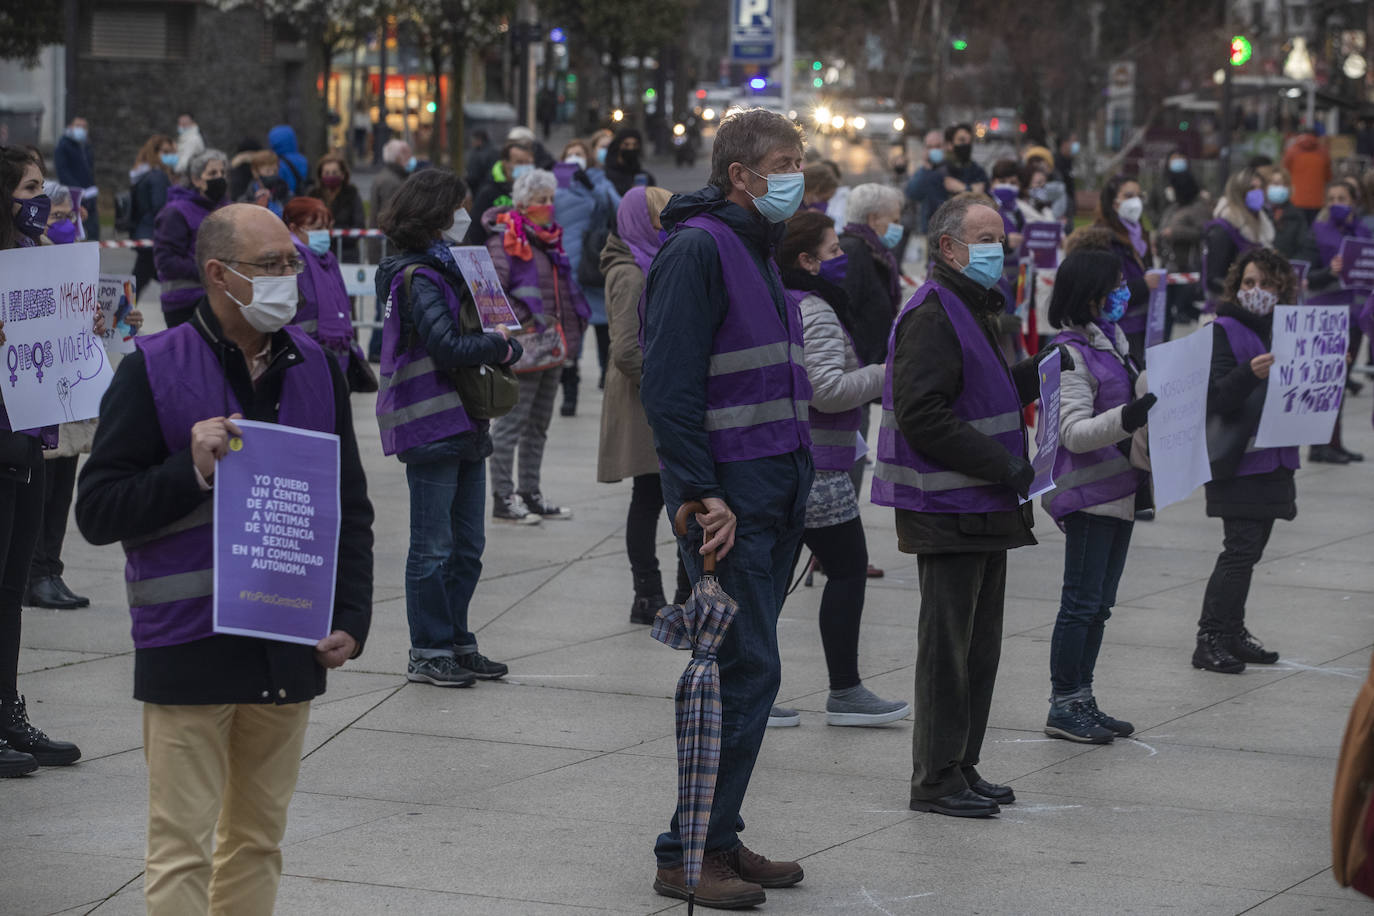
<box><xmin>160</xmin><ymin>152</ymin><xmax>180</xmax><ymax>168</ymax></box>
<box><xmin>745</xmin><ymin>167</ymin><xmax>804</xmax><ymax>223</ymax></box>
<box><xmin>596</xmin><ymin>147</ymin><xmax>608</xmax><ymax>165</ymax></box>
<box><xmin>952</xmin><ymin>237</ymin><xmax>1005</xmax><ymax>290</ymax></box>
<box><xmin>881</xmin><ymin>222</ymin><xmax>904</xmax><ymax>248</ymax></box>
<box><xmin>928</xmin><ymin>148</ymin><xmax>945</xmax><ymax>165</ymax></box>
<box><xmin>306</xmin><ymin>229</ymin><xmax>331</xmax><ymax>256</ymax></box>
<box><xmin>512</xmin><ymin>163</ymin><xmax>534</xmax><ymax>181</ymax></box>
<box><xmin>1168</xmin><ymin>157</ymin><xmax>1188</xmax><ymax>173</ymax></box>
<box><xmin>1102</xmin><ymin>284</ymin><xmax>1130</xmax><ymax>322</ymax></box>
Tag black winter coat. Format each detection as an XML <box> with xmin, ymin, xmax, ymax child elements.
<box><xmin>837</xmin><ymin>232</ymin><xmax>899</xmax><ymax>365</ymax></box>
<box><xmin>311</xmin><ymin>183</ymin><xmax>366</xmax><ymax>262</ymax></box>
<box><xmin>75</xmin><ymin>299</ymin><xmax>374</xmax><ymax>705</ymax></box>
<box><xmin>1203</xmin><ymin>304</ymin><xmax>1297</xmax><ymax>520</ymax></box>
<box><xmin>373</xmin><ymin>249</ymin><xmax>522</xmax><ymax>463</ymax></box>
<box><xmin>889</xmin><ymin>262</ymin><xmax>1041</xmax><ymax>554</ymax></box>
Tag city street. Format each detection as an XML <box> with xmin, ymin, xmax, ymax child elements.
<box><xmin>4</xmin><ymin>150</ymin><xmax>1374</xmax><ymax>910</ymax></box>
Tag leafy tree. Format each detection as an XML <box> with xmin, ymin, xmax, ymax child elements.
<box><xmin>0</xmin><ymin>6</ymin><xmax>64</xmax><ymax>65</ymax></box>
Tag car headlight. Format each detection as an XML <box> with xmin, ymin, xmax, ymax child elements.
<box><xmin>893</xmin><ymin>117</ymin><xmax>905</xmax><ymax>132</ymax></box>
<box><xmin>702</xmin><ymin>108</ymin><xmax>716</xmax><ymax>121</ymax></box>
<box><xmin>814</xmin><ymin>106</ymin><xmax>831</xmax><ymax>124</ymax></box>
<box><xmin>852</xmin><ymin>116</ymin><xmax>867</xmax><ymax>130</ymax></box>
<box><xmin>830</xmin><ymin>115</ymin><xmax>845</xmax><ymax>130</ymax></box>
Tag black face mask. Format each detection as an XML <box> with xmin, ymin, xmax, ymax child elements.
<box><xmin>203</xmin><ymin>177</ymin><xmax>228</xmax><ymax>201</ymax></box>
<box><xmin>953</xmin><ymin>143</ymin><xmax>973</xmax><ymax>163</ymax></box>
<box><xmin>619</xmin><ymin>149</ymin><xmax>641</xmax><ymax>171</ymax></box>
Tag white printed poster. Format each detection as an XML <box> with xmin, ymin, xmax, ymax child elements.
<box><xmin>96</xmin><ymin>274</ymin><xmax>138</xmax><ymax>355</ymax></box>
<box><xmin>0</xmin><ymin>243</ymin><xmax>111</xmax><ymax>429</ymax></box>
<box><xmin>1254</xmin><ymin>304</ymin><xmax>1349</xmax><ymax>447</ymax></box>
<box><xmin>1146</xmin><ymin>324</ymin><xmax>1214</xmax><ymax>510</ymax></box>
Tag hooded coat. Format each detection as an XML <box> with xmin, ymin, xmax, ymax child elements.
<box><xmin>268</xmin><ymin>125</ymin><xmax>310</xmax><ymax>194</ymax></box>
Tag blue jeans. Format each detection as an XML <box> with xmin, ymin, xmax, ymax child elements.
<box><xmin>1049</xmin><ymin>512</ymin><xmax>1134</xmax><ymax>698</ymax></box>
<box><xmin>404</xmin><ymin>457</ymin><xmax>486</xmax><ymax>657</ymax></box>
<box><xmin>653</xmin><ymin>450</ymin><xmax>811</xmax><ymax>867</ymax></box>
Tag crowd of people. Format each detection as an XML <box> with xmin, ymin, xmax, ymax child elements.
<box><xmin>0</xmin><ymin>104</ymin><xmax>1368</xmax><ymax>912</ymax></box>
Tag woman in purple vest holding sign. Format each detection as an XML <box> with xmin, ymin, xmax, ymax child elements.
<box><xmin>777</xmin><ymin>211</ymin><xmax>910</xmax><ymax>727</ymax></box>
<box><xmin>1195</xmin><ymin>248</ymin><xmax>1299</xmax><ymax>674</ymax></box>
<box><xmin>483</xmin><ymin>168</ymin><xmax>589</xmax><ymax>523</ymax></box>
<box><xmin>1040</xmin><ymin>249</ymin><xmax>1156</xmax><ymax>744</ymax></box>
<box><xmin>1307</xmin><ymin>180</ymin><xmax>1368</xmax><ymax>464</ymax></box>
<box><xmin>0</xmin><ymin>147</ymin><xmax>82</xmax><ymax>776</ymax></box>
<box><xmin>376</xmin><ymin>170</ymin><xmax>521</xmax><ymax>687</ymax></box>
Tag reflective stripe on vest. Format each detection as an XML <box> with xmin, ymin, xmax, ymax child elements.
<box><xmin>708</xmin><ymin>341</ymin><xmax>806</xmax><ymax>377</ymax></box>
<box><xmin>1051</xmin><ymin>452</ymin><xmax>1133</xmax><ymax>491</ymax></box>
<box><xmin>704</xmin><ymin>397</ymin><xmax>810</xmax><ymax>432</ymax></box>
<box><xmin>126</xmin><ymin>567</ymin><xmax>214</xmax><ymax>607</ymax></box>
<box><xmin>872</xmin><ymin>460</ymin><xmax>996</xmax><ymax>493</ymax></box>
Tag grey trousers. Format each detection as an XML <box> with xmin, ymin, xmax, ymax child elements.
<box><xmin>489</xmin><ymin>367</ymin><xmax>560</xmax><ymax>498</ymax></box>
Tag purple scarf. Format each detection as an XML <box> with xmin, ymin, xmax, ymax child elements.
<box><xmin>843</xmin><ymin>221</ymin><xmax>901</xmax><ymax>308</ymax></box>
<box><xmin>617</xmin><ymin>186</ymin><xmax>661</xmax><ymax>276</ymax></box>
<box><xmin>1121</xmin><ymin>219</ymin><xmax>1148</xmax><ymax>258</ymax></box>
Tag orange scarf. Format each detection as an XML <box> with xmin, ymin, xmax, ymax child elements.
<box><xmin>497</xmin><ymin>210</ymin><xmax>563</xmax><ymax>262</ymax></box>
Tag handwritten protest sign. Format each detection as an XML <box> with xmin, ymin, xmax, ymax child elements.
<box><xmin>1339</xmin><ymin>237</ymin><xmax>1374</xmax><ymax>289</ymax></box>
<box><xmin>1146</xmin><ymin>324</ymin><xmax>1214</xmax><ymax>509</ymax></box>
<box><xmin>0</xmin><ymin>243</ymin><xmax>110</xmax><ymax>429</ymax></box>
<box><xmin>213</xmin><ymin>420</ymin><xmax>340</xmax><ymax>645</ymax></box>
<box><xmin>96</xmin><ymin>274</ymin><xmax>137</xmax><ymax>355</ymax></box>
<box><xmin>1023</xmin><ymin>222</ymin><xmax>1062</xmax><ymax>270</ymax></box>
<box><xmin>1254</xmin><ymin>304</ymin><xmax>1349</xmax><ymax>448</ymax></box>
<box><xmin>1025</xmin><ymin>350</ymin><xmax>1061</xmax><ymax>504</ymax></box>
<box><xmin>449</xmin><ymin>246</ymin><xmax>523</xmax><ymax>331</ymax></box>
<box><xmin>1145</xmin><ymin>268</ymin><xmax>1169</xmax><ymax>349</ymax></box>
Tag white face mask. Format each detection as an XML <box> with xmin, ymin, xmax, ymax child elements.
<box><xmin>564</xmin><ymin>154</ymin><xmax>587</xmax><ymax>170</ymax></box>
<box><xmin>1116</xmin><ymin>197</ymin><xmax>1144</xmax><ymax>224</ymax></box>
<box><xmin>225</xmin><ymin>264</ymin><xmax>299</xmax><ymax>333</ymax></box>
<box><xmin>442</xmin><ymin>209</ymin><xmax>472</xmax><ymax>244</ymax></box>
<box><xmin>1236</xmin><ymin>286</ymin><xmax>1278</xmax><ymax>316</ymax></box>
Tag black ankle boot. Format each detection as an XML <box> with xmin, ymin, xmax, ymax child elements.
<box><xmin>559</xmin><ymin>366</ymin><xmax>579</xmax><ymax>417</ymax></box>
<box><xmin>0</xmin><ymin>696</ymin><xmax>81</xmax><ymax>766</ymax></box>
<box><xmin>631</xmin><ymin>572</ymin><xmax>666</xmax><ymax>624</ymax></box>
<box><xmin>1192</xmin><ymin>633</ymin><xmax>1245</xmax><ymax>674</ymax></box>
<box><xmin>1226</xmin><ymin>628</ymin><xmax>1279</xmax><ymax>664</ymax></box>
<box><xmin>0</xmin><ymin>738</ymin><xmax>37</xmax><ymax>777</ymax></box>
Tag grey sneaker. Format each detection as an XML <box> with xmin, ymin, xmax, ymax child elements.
<box><xmin>767</xmin><ymin>705</ymin><xmax>801</xmax><ymax>727</ymax></box>
<box><xmin>825</xmin><ymin>685</ymin><xmax>911</xmax><ymax>727</ymax></box>
<box><xmin>407</xmin><ymin>655</ymin><xmax>476</xmax><ymax>687</ymax></box>
<box><xmin>493</xmin><ymin>493</ymin><xmax>541</xmax><ymax>525</ymax></box>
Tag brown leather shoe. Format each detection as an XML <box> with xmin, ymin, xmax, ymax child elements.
<box><xmin>728</xmin><ymin>844</ymin><xmax>805</xmax><ymax>888</ymax></box>
<box><xmin>653</xmin><ymin>850</ymin><xmax>766</xmax><ymax>909</ymax></box>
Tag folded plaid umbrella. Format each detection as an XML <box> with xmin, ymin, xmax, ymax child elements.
<box><xmin>650</xmin><ymin>500</ymin><xmax>739</xmax><ymax>915</ymax></box>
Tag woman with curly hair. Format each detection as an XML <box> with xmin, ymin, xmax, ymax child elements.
<box><xmin>1194</xmin><ymin>247</ymin><xmax>1299</xmax><ymax>674</ymax></box>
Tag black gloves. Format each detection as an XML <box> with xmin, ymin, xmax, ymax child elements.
<box><xmin>1121</xmin><ymin>393</ymin><xmax>1158</xmax><ymax>433</ymax></box>
<box><xmin>1050</xmin><ymin>343</ymin><xmax>1076</xmax><ymax>372</ymax></box>
<box><xmin>1001</xmin><ymin>455</ymin><xmax>1036</xmax><ymax>500</ymax></box>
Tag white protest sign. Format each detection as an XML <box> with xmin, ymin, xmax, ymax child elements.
<box><xmin>1146</xmin><ymin>324</ymin><xmax>1214</xmax><ymax>509</ymax></box>
<box><xmin>1024</xmin><ymin>350</ymin><xmax>1061</xmax><ymax>504</ymax></box>
<box><xmin>1254</xmin><ymin>304</ymin><xmax>1348</xmax><ymax>447</ymax></box>
<box><xmin>0</xmin><ymin>243</ymin><xmax>111</xmax><ymax>429</ymax></box>
<box><xmin>97</xmin><ymin>274</ymin><xmax>137</xmax><ymax>355</ymax></box>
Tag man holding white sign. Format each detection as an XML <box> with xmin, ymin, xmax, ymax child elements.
<box><xmin>76</xmin><ymin>204</ymin><xmax>374</xmax><ymax>915</ymax></box>
<box><xmin>1193</xmin><ymin>249</ymin><xmax>1299</xmax><ymax>674</ymax></box>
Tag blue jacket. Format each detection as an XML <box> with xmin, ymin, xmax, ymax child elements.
<box><xmin>555</xmin><ymin>167</ymin><xmax>620</xmax><ymax>325</ymax></box>
<box><xmin>268</xmin><ymin>125</ymin><xmax>310</xmax><ymax>194</ymax></box>
<box><xmin>55</xmin><ymin>136</ymin><xmax>95</xmax><ymax>188</ymax></box>
<box><xmin>374</xmin><ymin>249</ymin><xmax>522</xmax><ymax>463</ymax></box>
<box><xmin>641</xmin><ymin>187</ymin><xmax>794</xmax><ymax>502</ymax></box>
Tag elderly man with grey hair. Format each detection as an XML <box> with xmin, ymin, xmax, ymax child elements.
<box><xmin>872</xmin><ymin>194</ymin><xmax>1073</xmax><ymax>819</ymax></box>
<box><xmin>154</xmin><ymin>147</ymin><xmax>230</xmax><ymax>327</ymax></box>
<box><xmin>77</xmin><ymin>203</ymin><xmax>373</xmax><ymax>914</ymax></box>
<box><xmin>640</xmin><ymin>107</ymin><xmax>812</xmax><ymax>909</ymax></box>
<box><xmin>483</xmin><ymin>167</ymin><xmax>587</xmax><ymax>523</ymax></box>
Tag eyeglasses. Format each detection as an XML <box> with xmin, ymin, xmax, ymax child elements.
<box><xmin>225</xmin><ymin>257</ymin><xmax>306</xmax><ymax>277</ymax></box>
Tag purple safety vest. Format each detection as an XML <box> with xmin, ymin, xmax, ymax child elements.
<box><xmin>683</xmin><ymin>213</ymin><xmax>812</xmax><ymax>463</ymax></box>
<box><xmin>872</xmin><ymin>279</ymin><xmax>1026</xmax><ymax>513</ymax></box>
<box><xmin>1041</xmin><ymin>326</ymin><xmax>1143</xmax><ymax>520</ymax></box>
<box><xmin>1213</xmin><ymin>316</ymin><xmax>1300</xmax><ymax>476</ymax></box>
<box><xmin>786</xmin><ymin>286</ymin><xmax>863</xmax><ymax>472</ymax></box>
<box><xmin>122</xmin><ymin>322</ymin><xmax>335</xmax><ymax>649</ymax></box>
<box><xmin>157</xmin><ymin>191</ymin><xmax>227</xmax><ymax>314</ymax></box>
<box><xmin>377</xmin><ymin>266</ymin><xmax>477</xmax><ymax>457</ymax></box>
<box><xmin>1114</xmin><ymin>239</ymin><xmax>1150</xmax><ymax>335</ymax></box>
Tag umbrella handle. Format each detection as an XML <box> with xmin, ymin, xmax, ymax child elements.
<box><xmin>673</xmin><ymin>500</ymin><xmax>717</xmax><ymax>575</ymax></box>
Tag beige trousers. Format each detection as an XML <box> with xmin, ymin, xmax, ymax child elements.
<box><xmin>142</xmin><ymin>701</ymin><xmax>310</xmax><ymax>916</ymax></box>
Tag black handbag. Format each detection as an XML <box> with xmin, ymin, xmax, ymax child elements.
<box><xmin>1206</xmin><ymin>383</ymin><xmax>1267</xmax><ymax>481</ymax></box>
<box><xmin>0</xmin><ymin>430</ymin><xmax>40</xmax><ymax>484</ymax></box>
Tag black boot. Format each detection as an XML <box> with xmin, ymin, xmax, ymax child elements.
<box><xmin>673</xmin><ymin>559</ymin><xmax>692</xmax><ymax>606</ymax></box>
<box><xmin>1192</xmin><ymin>633</ymin><xmax>1245</xmax><ymax>674</ymax></box>
<box><xmin>631</xmin><ymin>571</ymin><xmax>666</xmax><ymax>625</ymax></box>
<box><xmin>559</xmin><ymin>365</ymin><xmax>579</xmax><ymax>417</ymax></box>
<box><xmin>0</xmin><ymin>696</ymin><xmax>81</xmax><ymax>766</ymax></box>
<box><xmin>1226</xmin><ymin>628</ymin><xmax>1279</xmax><ymax>665</ymax></box>
<box><xmin>0</xmin><ymin>738</ymin><xmax>37</xmax><ymax>777</ymax></box>
<box><xmin>23</xmin><ymin>576</ymin><xmax>83</xmax><ymax>610</ymax></box>
<box><xmin>1309</xmin><ymin>445</ymin><xmax>1351</xmax><ymax>464</ymax></box>
<box><xmin>51</xmin><ymin>577</ymin><xmax>90</xmax><ymax>609</ymax></box>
